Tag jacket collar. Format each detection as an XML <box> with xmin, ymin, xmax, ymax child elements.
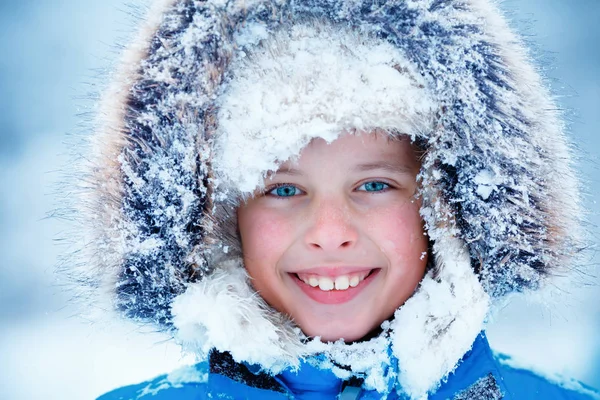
<box><xmin>208</xmin><ymin>331</ymin><xmax>499</xmax><ymax>399</ymax></box>
<box><xmin>277</xmin><ymin>357</ymin><xmax>345</xmax><ymax>399</ymax></box>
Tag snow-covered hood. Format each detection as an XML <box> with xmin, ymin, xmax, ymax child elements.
<box><xmin>70</xmin><ymin>0</ymin><xmax>582</xmax><ymax>398</ymax></box>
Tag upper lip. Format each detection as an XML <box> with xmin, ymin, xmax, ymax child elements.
<box><xmin>288</xmin><ymin>266</ymin><xmax>379</xmax><ymax>277</ymax></box>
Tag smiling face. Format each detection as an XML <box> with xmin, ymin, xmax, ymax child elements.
<box><xmin>236</xmin><ymin>132</ymin><xmax>428</xmax><ymax>342</ymax></box>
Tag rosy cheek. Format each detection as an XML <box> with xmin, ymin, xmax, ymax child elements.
<box><xmin>241</xmin><ymin>207</ymin><xmax>292</xmax><ymax>260</ymax></box>
<box><xmin>367</xmin><ymin>203</ymin><xmax>426</xmax><ymax>261</ymax></box>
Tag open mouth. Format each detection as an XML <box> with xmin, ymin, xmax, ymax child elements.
<box><xmin>290</xmin><ymin>269</ymin><xmax>381</xmax><ymax>305</ymax></box>
<box><xmin>293</xmin><ymin>269</ymin><xmax>378</xmax><ymax>291</ymax></box>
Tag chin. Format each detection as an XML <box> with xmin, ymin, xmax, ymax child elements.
<box><xmin>303</xmin><ymin>321</ymin><xmax>375</xmax><ymax>343</ymax></box>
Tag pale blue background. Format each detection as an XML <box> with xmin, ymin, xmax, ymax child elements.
<box><xmin>0</xmin><ymin>1</ymin><xmax>598</xmax><ymax>399</ymax></box>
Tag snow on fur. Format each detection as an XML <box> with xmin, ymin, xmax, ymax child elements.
<box><xmin>172</xmin><ymin>259</ymin><xmax>305</xmax><ymax>373</ymax></box>
<box><xmin>390</xmin><ymin>236</ymin><xmax>489</xmax><ymax>397</ymax></box>
<box><xmin>215</xmin><ymin>21</ymin><xmax>434</xmax><ymax>193</ymax></box>
<box><xmin>68</xmin><ymin>0</ymin><xmax>585</xmax><ymax>398</ymax></box>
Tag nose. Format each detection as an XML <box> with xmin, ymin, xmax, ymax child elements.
<box><xmin>304</xmin><ymin>199</ymin><xmax>358</xmax><ymax>251</ymax></box>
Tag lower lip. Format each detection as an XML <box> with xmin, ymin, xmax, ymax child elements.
<box><xmin>291</xmin><ymin>269</ymin><xmax>380</xmax><ymax>305</ymax></box>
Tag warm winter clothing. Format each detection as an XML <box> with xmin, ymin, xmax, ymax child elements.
<box><xmin>68</xmin><ymin>0</ymin><xmax>599</xmax><ymax>398</ymax></box>
<box><xmin>98</xmin><ymin>333</ymin><xmax>598</xmax><ymax>400</ymax></box>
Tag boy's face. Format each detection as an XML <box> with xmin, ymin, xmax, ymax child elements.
<box><xmin>237</xmin><ymin>132</ymin><xmax>428</xmax><ymax>342</ymax></box>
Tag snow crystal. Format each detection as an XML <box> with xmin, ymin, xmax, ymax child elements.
<box><xmin>235</xmin><ymin>21</ymin><xmax>270</xmax><ymax>47</ymax></box>
<box><xmin>166</xmin><ymin>364</ymin><xmax>208</xmax><ymax>386</ymax></box>
<box><xmin>137</xmin><ymin>382</ymin><xmax>170</xmax><ymax>398</ymax></box>
<box><xmin>305</xmin><ymin>334</ymin><xmax>394</xmax><ymax>394</ymax></box>
<box><xmin>473</xmin><ymin>169</ymin><xmax>502</xmax><ymax>200</ymax></box>
<box><xmin>133</xmin><ymin>237</ymin><xmax>164</xmax><ymax>256</ymax></box>
<box><xmin>135</xmin><ymin>364</ymin><xmax>208</xmax><ymax>398</ymax></box>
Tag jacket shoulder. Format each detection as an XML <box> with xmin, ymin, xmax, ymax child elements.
<box><xmin>96</xmin><ymin>363</ymin><xmax>209</xmax><ymax>400</ymax></box>
<box><xmin>431</xmin><ymin>335</ymin><xmax>599</xmax><ymax>400</ymax></box>
<box><xmin>95</xmin><ymin>360</ymin><xmax>290</xmax><ymax>400</ymax></box>
<box><xmin>495</xmin><ymin>355</ymin><xmax>600</xmax><ymax>400</ymax></box>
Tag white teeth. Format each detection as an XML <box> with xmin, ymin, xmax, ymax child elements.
<box><xmin>298</xmin><ymin>271</ymin><xmax>373</xmax><ymax>291</ymax></box>
<box><xmin>318</xmin><ymin>277</ymin><xmax>335</xmax><ymax>291</ymax></box>
<box><xmin>334</xmin><ymin>276</ymin><xmax>349</xmax><ymax>290</ymax></box>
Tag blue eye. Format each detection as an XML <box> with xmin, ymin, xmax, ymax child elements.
<box><xmin>358</xmin><ymin>181</ymin><xmax>390</xmax><ymax>192</ymax></box>
<box><xmin>268</xmin><ymin>184</ymin><xmax>302</xmax><ymax>197</ymax></box>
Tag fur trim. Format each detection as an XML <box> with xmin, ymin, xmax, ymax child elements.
<box><xmin>172</xmin><ymin>259</ymin><xmax>304</xmax><ymax>373</ymax></box>
<box><xmin>391</xmin><ymin>236</ymin><xmax>489</xmax><ymax>397</ymax></box>
<box><xmin>214</xmin><ymin>21</ymin><xmax>434</xmax><ymax>193</ymax></box>
<box><xmin>66</xmin><ymin>0</ymin><xmax>181</xmax><ymax>318</ymax></box>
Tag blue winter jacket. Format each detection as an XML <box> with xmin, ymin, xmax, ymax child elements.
<box><xmin>98</xmin><ymin>333</ymin><xmax>598</xmax><ymax>400</ymax></box>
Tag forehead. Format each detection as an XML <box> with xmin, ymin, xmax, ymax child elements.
<box><xmin>278</xmin><ymin>131</ymin><xmax>419</xmax><ymax>171</ymax></box>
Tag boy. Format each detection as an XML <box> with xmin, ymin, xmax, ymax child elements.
<box><xmin>72</xmin><ymin>0</ymin><xmax>599</xmax><ymax>398</ymax></box>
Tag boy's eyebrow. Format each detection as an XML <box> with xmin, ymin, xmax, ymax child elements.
<box><xmin>271</xmin><ymin>166</ymin><xmax>303</xmax><ymax>176</ymax></box>
<box><xmin>354</xmin><ymin>161</ymin><xmax>414</xmax><ymax>175</ymax></box>
<box><xmin>271</xmin><ymin>162</ymin><xmax>414</xmax><ymax>176</ymax></box>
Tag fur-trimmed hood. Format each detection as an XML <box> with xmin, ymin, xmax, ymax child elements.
<box><xmin>70</xmin><ymin>0</ymin><xmax>582</xmax><ymax>398</ymax></box>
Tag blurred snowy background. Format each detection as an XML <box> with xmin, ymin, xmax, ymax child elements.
<box><xmin>0</xmin><ymin>1</ymin><xmax>598</xmax><ymax>399</ymax></box>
